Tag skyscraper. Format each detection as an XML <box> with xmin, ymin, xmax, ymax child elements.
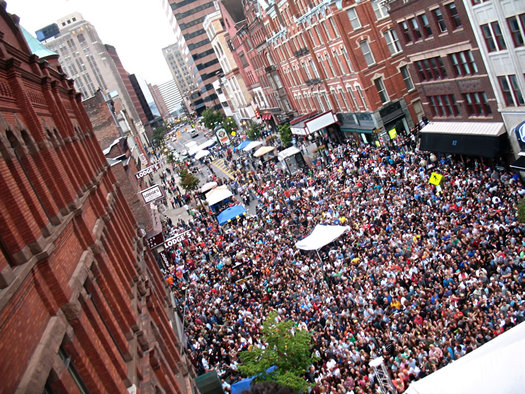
<box><xmin>162</xmin><ymin>43</ymin><xmax>196</xmax><ymax>98</ymax></box>
<box><xmin>158</xmin><ymin>79</ymin><xmax>184</xmax><ymax>115</ymax></box>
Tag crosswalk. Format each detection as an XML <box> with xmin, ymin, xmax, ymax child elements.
<box><xmin>211</xmin><ymin>158</ymin><xmax>235</xmax><ymax>180</ymax></box>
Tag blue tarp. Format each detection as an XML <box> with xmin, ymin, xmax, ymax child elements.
<box><xmin>217</xmin><ymin>205</ymin><xmax>247</xmax><ymax>226</ymax></box>
<box><xmin>230</xmin><ymin>366</ymin><xmax>277</xmax><ymax>394</ymax></box>
<box><xmin>234</xmin><ymin>140</ymin><xmax>252</xmax><ymax>151</ymax></box>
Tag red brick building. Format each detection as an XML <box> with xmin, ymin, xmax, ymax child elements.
<box><xmin>0</xmin><ymin>6</ymin><xmax>195</xmax><ymax>393</ymax></box>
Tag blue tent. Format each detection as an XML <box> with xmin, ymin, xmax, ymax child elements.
<box><xmin>230</xmin><ymin>366</ymin><xmax>277</xmax><ymax>394</ymax></box>
<box><xmin>234</xmin><ymin>140</ymin><xmax>252</xmax><ymax>151</ymax></box>
<box><xmin>217</xmin><ymin>205</ymin><xmax>247</xmax><ymax>225</ymax></box>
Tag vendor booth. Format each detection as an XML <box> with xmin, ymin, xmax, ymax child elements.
<box><xmin>206</xmin><ymin>185</ymin><xmax>234</xmax><ymax>214</ymax></box>
<box><xmin>243</xmin><ymin>141</ymin><xmax>263</xmax><ymax>152</ymax></box>
<box><xmin>278</xmin><ymin>146</ymin><xmax>307</xmax><ymax>174</ymax></box>
<box><xmin>296</xmin><ymin>224</ymin><xmax>350</xmax><ymax>251</ymax></box>
<box><xmin>217</xmin><ymin>205</ymin><xmax>247</xmax><ymax>225</ymax></box>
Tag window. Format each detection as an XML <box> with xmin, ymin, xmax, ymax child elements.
<box><xmin>429</xmin><ymin>94</ymin><xmax>460</xmax><ymax>116</ymax></box>
<box><xmin>333</xmin><ymin>50</ymin><xmax>344</xmax><ymax>75</ymax></box>
<box><xmin>339</xmin><ymin>87</ymin><xmax>350</xmax><ymax>110</ymax></box>
<box><xmin>419</xmin><ymin>14</ymin><xmax>433</xmax><ymax>36</ymax></box>
<box><xmin>409</xmin><ymin>18</ymin><xmax>422</xmax><ymax>40</ymax></box>
<box><xmin>463</xmin><ymin>92</ymin><xmax>492</xmax><ymax>116</ymax></box>
<box><xmin>347</xmin><ymin>8</ymin><xmax>361</xmax><ymax>30</ymax></box>
<box><xmin>356</xmin><ymin>85</ymin><xmax>368</xmax><ymax>110</ymax></box>
<box><xmin>348</xmin><ymin>86</ymin><xmax>360</xmax><ymax>110</ymax></box>
<box><xmin>471</xmin><ymin>0</ymin><xmax>489</xmax><ymax>4</ymax></box>
<box><xmin>507</xmin><ymin>14</ymin><xmax>525</xmax><ymax>47</ymax></box>
<box><xmin>384</xmin><ymin>29</ymin><xmax>402</xmax><ymax>55</ymax></box>
<box><xmin>446</xmin><ymin>3</ymin><xmax>462</xmax><ymax>30</ymax></box>
<box><xmin>330</xmin><ymin>18</ymin><xmax>340</xmax><ymax>38</ymax></box>
<box><xmin>322</xmin><ymin>21</ymin><xmax>332</xmax><ymax>41</ymax></box>
<box><xmin>371</xmin><ymin>0</ymin><xmax>389</xmax><ymax>20</ymax></box>
<box><xmin>340</xmin><ymin>47</ymin><xmax>354</xmax><ymax>72</ymax></box>
<box><xmin>317</xmin><ymin>56</ymin><xmax>329</xmax><ymax>79</ymax></box>
<box><xmin>433</xmin><ymin>8</ymin><xmax>447</xmax><ymax>33</ymax></box>
<box><xmin>400</xmin><ymin>65</ymin><xmax>414</xmax><ymax>91</ymax></box>
<box><xmin>374</xmin><ymin>78</ymin><xmax>389</xmax><ymax>103</ymax></box>
<box><xmin>360</xmin><ymin>40</ymin><xmax>375</xmax><ymax>66</ymax></box>
<box><xmin>498</xmin><ymin>75</ymin><xmax>525</xmax><ymax>106</ymax></box>
<box><xmin>326</xmin><ymin>54</ymin><xmax>336</xmax><ymax>77</ymax></box>
<box><xmin>331</xmin><ymin>88</ymin><xmax>343</xmax><ymax>111</ymax></box>
<box><xmin>481</xmin><ymin>22</ymin><xmax>507</xmax><ymax>52</ymax></box>
<box><xmin>415</xmin><ymin>57</ymin><xmax>447</xmax><ymax>80</ymax></box>
<box><xmin>310</xmin><ymin>60</ymin><xmax>320</xmax><ymax>79</ymax></box>
<box><xmin>400</xmin><ymin>21</ymin><xmax>412</xmax><ymax>43</ymax></box>
<box><xmin>449</xmin><ymin>50</ymin><xmax>478</xmax><ymax>76</ymax></box>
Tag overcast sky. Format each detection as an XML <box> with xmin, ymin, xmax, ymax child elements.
<box><xmin>8</xmin><ymin>0</ymin><xmax>177</xmax><ymax>86</ymax></box>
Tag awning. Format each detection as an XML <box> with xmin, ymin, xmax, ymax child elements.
<box><xmin>185</xmin><ymin>141</ymin><xmax>198</xmax><ymax>148</ymax></box>
<box><xmin>217</xmin><ymin>205</ymin><xmax>247</xmax><ymax>225</ymax></box>
<box><xmin>243</xmin><ymin>141</ymin><xmax>263</xmax><ymax>151</ymax></box>
<box><xmin>278</xmin><ymin>146</ymin><xmax>301</xmax><ymax>161</ymax></box>
<box><xmin>198</xmin><ymin>139</ymin><xmax>216</xmax><ymax>150</ymax></box>
<box><xmin>234</xmin><ymin>140</ymin><xmax>252</xmax><ymax>151</ymax></box>
<box><xmin>261</xmin><ymin>114</ymin><xmax>272</xmax><ymax>120</ymax></box>
<box><xmin>295</xmin><ymin>225</ymin><xmax>350</xmax><ymax>251</ymax></box>
<box><xmin>291</xmin><ymin>111</ymin><xmax>338</xmax><ymax>136</ymax></box>
<box><xmin>200</xmin><ymin>181</ymin><xmax>217</xmax><ymax>193</ymax></box>
<box><xmin>510</xmin><ymin>155</ymin><xmax>525</xmax><ymax>171</ymax></box>
<box><xmin>188</xmin><ymin>145</ymin><xmax>201</xmax><ymax>156</ymax></box>
<box><xmin>253</xmin><ymin>146</ymin><xmax>276</xmax><ymax>158</ymax></box>
<box><xmin>291</xmin><ymin>120</ymin><xmax>308</xmax><ymax>135</ymax></box>
<box><xmin>340</xmin><ymin>125</ymin><xmax>374</xmax><ymax>134</ymax></box>
<box><xmin>195</xmin><ymin>150</ymin><xmax>210</xmax><ymax>160</ymax></box>
<box><xmin>206</xmin><ymin>185</ymin><xmax>233</xmax><ymax>206</ymax></box>
<box><xmin>420</xmin><ymin>121</ymin><xmax>509</xmax><ymax>158</ymax></box>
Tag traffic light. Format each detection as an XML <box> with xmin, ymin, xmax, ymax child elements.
<box><xmin>254</xmin><ymin>108</ymin><xmax>260</xmax><ymax>118</ymax></box>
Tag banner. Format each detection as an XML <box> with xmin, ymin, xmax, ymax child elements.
<box><xmin>140</xmin><ymin>184</ymin><xmax>165</xmax><ymax>204</ymax></box>
<box><xmin>135</xmin><ymin>162</ymin><xmax>161</xmax><ymax>179</ymax></box>
<box><xmin>164</xmin><ymin>230</ymin><xmax>191</xmax><ymax>248</ymax></box>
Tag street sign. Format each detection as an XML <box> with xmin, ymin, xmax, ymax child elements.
<box><xmin>135</xmin><ymin>162</ymin><xmax>161</xmax><ymax>179</ymax></box>
<box><xmin>429</xmin><ymin>172</ymin><xmax>443</xmax><ymax>186</ymax></box>
<box><xmin>140</xmin><ymin>184</ymin><xmax>165</xmax><ymax>204</ymax></box>
<box><xmin>164</xmin><ymin>230</ymin><xmax>191</xmax><ymax>248</ymax></box>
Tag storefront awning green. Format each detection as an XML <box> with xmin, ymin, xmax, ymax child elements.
<box><xmin>341</xmin><ymin>127</ymin><xmax>374</xmax><ymax>134</ymax></box>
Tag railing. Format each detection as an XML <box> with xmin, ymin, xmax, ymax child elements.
<box><xmin>305</xmin><ymin>78</ymin><xmax>322</xmax><ymax>86</ymax></box>
<box><xmin>293</xmin><ymin>47</ymin><xmax>310</xmax><ymax>58</ymax></box>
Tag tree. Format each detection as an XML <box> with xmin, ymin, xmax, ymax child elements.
<box><xmin>247</xmin><ymin>121</ymin><xmax>262</xmax><ymax>140</ymax></box>
<box><xmin>201</xmin><ymin>108</ymin><xmax>224</xmax><ymax>130</ymax></box>
<box><xmin>223</xmin><ymin>116</ymin><xmax>238</xmax><ymax>136</ymax></box>
<box><xmin>152</xmin><ymin>127</ymin><xmax>166</xmax><ymax>148</ymax></box>
<box><xmin>238</xmin><ymin>312</ymin><xmax>319</xmax><ymax>393</ymax></box>
<box><xmin>278</xmin><ymin>123</ymin><xmax>292</xmax><ymax>147</ymax></box>
<box><xmin>518</xmin><ymin>197</ymin><xmax>525</xmax><ymax>223</ymax></box>
<box><xmin>178</xmin><ymin>168</ymin><xmax>200</xmax><ymax>192</ymax></box>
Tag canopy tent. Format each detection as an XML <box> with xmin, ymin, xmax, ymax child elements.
<box><xmin>217</xmin><ymin>205</ymin><xmax>247</xmax><ymax>225</ymax></box>
<box><xmin>195</xmin><ymin>149</ymin><xmax>210</xmax><ymax>160</ymax></box>
<box><xmin>253</xmin><ymin>146</ymin><xmax>276</xmax><ymax>158</ymax></box>
<box><xmin>295</xmin><ymin>224</ymin><xmax>350</xmax><ymax>251</ymax></box>
<box><xmin>278</xmin><ymin>146</ymin><xmax>301</xmax><ymax>161</ymax></box>
<box><xmin>198</xmin><ymin>139</ymin><xmax>216</xmax><ymax>150</ymax></box>
<box><xmin>242</xmin><ymin>141</ymin><xmax>263</xmax><ymax>151</ymax></box>
<box><xmin>234</xmin><ymin>140</ymin><xmax>252</xmax><ymax>151</ymax></box>
<box><xmin>231</xmin><ymin>366</ymin><xmax>277</xmax><ymax>394</ymax></box>
<box><xmin>206</xmin><ymin>185</ymin><xmax>233</xmax><ymax>206</ymax></box>
<box><xmin>200</xmin><ymin>181</ymin><xmax>217</xmax><ymax>193</ymax></box>
<box><xmin>188</xmin><ymin>145</ymin><xmax>201</xmax><ymax>156</ymax></box>
<box><xmin>185</xmin><ymin>140</ymin><xmax>198</xmax><ymax>148</ymax></box>
<box><xmin>405</xmin><ymin>321</ymin><xmax>525</xmax><ymax>394</ymax></box>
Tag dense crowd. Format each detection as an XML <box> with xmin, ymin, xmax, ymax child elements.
<box><xmin>161</xmin><ymin>132</ymin><xmax>525</xmax><ymax>393</ymax></box>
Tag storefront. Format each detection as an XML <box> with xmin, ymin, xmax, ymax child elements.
<box><xmin>379</xmin><ymin>101</ymin><xmax>410</xmax><ymax>137</ymax></box>
<box><xmin>338</xmin><ymin>113</ymin><xmax>375</xmax><ymax>145</ymax></box>
<box><xmin>290</xmin><ymin>111</ymin><xmax>344</xmax><ymax>144</ymax></box>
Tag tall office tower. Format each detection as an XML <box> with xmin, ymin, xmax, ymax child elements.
<box><xmin>158</xmin><ymin>79</ymin><xmax>184</xmax><ymax>115</ymax></box>
<box><xmin>129</xmin><ymin>74</ymin><xmax>156</xmax><ymax>123</ymax></box>
<box><xmin>149</xmin><ymin>82</ymin><xmax>171</xmax><ymax>119</ymax></box>
<box><xmin>162</xmin><ymin>43</ymin><xmax>196</xmax><ymax>98</ymax></box>
<box><xmin>38</xmin><ymin>12</ymin><xmax>141</xmax><ymax>123</ymax></box>
<box><xmin>0</xmin><ymin>5</ymin><xmax>195</xmax><ymax>393</ymax></box>
<box><xmin>161</xmin><ymin>0</ymin><xmax>223</xmax><ymax>114</ymax></box>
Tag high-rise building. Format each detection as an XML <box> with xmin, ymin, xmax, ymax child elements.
<box><xmin>162</xmin><ymin>43</ymin><xmax>195</xmax><ymax>98</ymax></box>
<box><xmin>0</xmin><ymin>6</ymin><xmax>195</xmax><ymax>392</ymax></box>
<box><xmin>158</xmin><ymin>79</ymin><xmax>184</xmax><ymax>115</ymax></box>
<box><xmin>149</xmin><ymin>83</ymin><xmax>171</xmax><ymax>119</ymax></box>
<box><xmin>38</xmin><ymin>13</ymin><xmax>141</xmax><ymax>123</ymax></box>
<box><xmin>162</xmin><ymin>0</ymin><xmax>223</xmax><ymax>114</ymax></box>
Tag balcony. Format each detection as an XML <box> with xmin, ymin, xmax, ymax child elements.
<box><xmin>305</xmin><ymin>78</ymin><xmax>322</xmax><ymax>86</ymax></box>
<box><xmin>293</xmin><ymin>47</ymin><xmax>309</xmax><ymax>58</ymax></box>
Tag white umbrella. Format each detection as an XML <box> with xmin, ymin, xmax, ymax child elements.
<box><xmin>195</xmin><ymin>149</ymin><xmax>210</xmax><ymax>160</ymax></box>
<box><xmin>206</xmin><ymin>185</ymin><xmax>233</xmax><ymax>206</ymax></box>
<box><xmin>200</xmin><ymin>181</ymin><xmax>218</xmax><ymax>193</ymax></box>
<box><xmin>242</xmin><ymin>141</ymin><xmax>263</xmax><ymax>151</ymax></box>
<box><xmin>253</xmin><ymin>146</ymin><xmax>276</xmax><ymax>158</ymax></box>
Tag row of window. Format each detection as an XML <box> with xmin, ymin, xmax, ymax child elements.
<box><xmin>428</xmin><ymin>93</ymin><xmax>492</xmax><ymax>117</ymax></box>
<box><xmin>481</xmin><ymin>14</ymin><xmax>525</xmax><ymax>52</ymax></box>
<box><xmin>414</xmin><ymin>50</ymin><xmax>478</xmax><ymax>82</ymax></box>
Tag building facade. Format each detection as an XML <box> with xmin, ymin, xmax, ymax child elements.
<box><xmin>162</xmin><ymin>0</ymin><xmax>223</xmax><ymax>114</ymax></box>
<box><xmin>462</xmin><ymin>0</ymin><xmax>525</xmax><ymax>157</ymax></box>
<box><xmin>162</xmin><ymin>43</ymin><xmax>196</xmax><ymax>99</ymax></box>
<box><xmin>158</xmin><ymin>79</ymin><xmax>184</xmax><ymax>115</ymax></box>
<box><xmin>0</xmin><ymin>6</ymin><xmax>195</xmax><ymax>393</ymax></box>
<box><xmin>149</xmin><ymin>83</ymin><xmax>171</xmax><ymax>119</ymax></box>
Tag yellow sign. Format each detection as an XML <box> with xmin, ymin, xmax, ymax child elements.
<box><xmin>375</xmin><ymin>140</ymin><xmax>380</xmax><ymax>147</ymax></box>
<box><xmin>429</xmin><ymin>172</ymin><xmax>443</xmax><ymax>186</ymax></box>
<box><xmin>231</xmin><ymin>131</ymin><xmax>236</xmax><ymax>136</ymax></box>
<box><xmin>388</xmin><ymin>128</ymin><xmax>397</xmax><ymax>139</ymax></box>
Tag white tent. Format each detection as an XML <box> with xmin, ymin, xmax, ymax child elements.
<box><xmin>188</xmin><ymin>145</ymin><xmax>201</xmax><ymax>156</ymax></box>
<box><xmin>198</xmin><ymin>139</ymin><xmax>216</xmax><ymax>150</ymax></box>
<box><xmin>200</xmin><ymin>181</ymin><xmax>217</xmax><ymax>193</ymax></box>
<box><xmin>253</xmin><ymin>146</ymin><xmax>276</xmax><ymax>158</ymax></box>
<box><xmin>242</xmin><ymin>141</ymin><xmax>263</xmax><ymax>151</ymax></box>
<box><xmin>278</xmin><ymin>146</ymin><xmax>301</xmax><ymax>162</ymax></box>
<box><xmin>195</xmin><ymin>150</ymin><xmax>210</xmax><ymax>160</ymax></box>
<box><xmin>295</xmin><ymin>225</ymin><xmax>349</xmax><ymax>251</ymax></box>
<box><xmin>185</xmin><ymin>141</ymin><xmax>198</xmax><ymax>148</ymax></box>
<box><xmin>405</xmin><ymin>321</ymin><xmax>525</xmax><ymax>394</ymax></box>
<box><xmin>206</xmin><ymin>185</ymin><xmax>233</xmax><ymax>206</ymax></box>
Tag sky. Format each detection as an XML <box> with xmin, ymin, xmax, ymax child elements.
<box><xmin>7</xmin><ymin>0</ymin><xmax>177</xmax><ymax>86</ymax></box>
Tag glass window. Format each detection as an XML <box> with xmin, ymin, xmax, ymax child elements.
<box><xmin>463</xmin><ymin>92</ymin><xmax>492</xmax><ymax>116</ymax></box>
<box><xmin>371</xmin><ymin>0</ymin><xmax>389</xmax><ymax>20</ymax></box>
<box><xmin>491</xmin><ymin>21</ymin><xmax>507</xmax><ymax>50</ymax></box>
<box><xmin>374</xmin><ymin>78</ymin><xmax>389</xmax><ymax>103</ymax></box>
<box><xmin>356</xmin><ymin>85</ymin><xmax>368</xmax><ymax>110</ymax></box>
<box><xmin>481</xmin><ymin>24</ymin><xmax>497</xmax><ymax>52</ymax></box>
<box><xmin>360</xmin><ymin>40</ymin><xmax>375</xmax><ymax>66</ymax></box>
<box><xmin>400</xmin><ymin>21</ymin><xmax>412</xmax><ymax>43</ymax></box>
<box><xmin>498</xmin><ymin>75</ymin><xmax>524</xmax><ymax>106</ymax></box>
<box><xmin>433</xmin><ymin>8</ymin><xmax>447</xmax><ymax>33</ymax></box>
<box><xmin>347</xmin><ymin>8</ymin><xmax>361</xmax><ymax>30</ymax></box>
<box><xmin>330</xmin><ymin>18</ymin><xmax>340</xmax><ymax>38</ymax></box>
<box><xmin>340</xmin><ymin>47</ymin><xmax>354</xmax><ymax>72</ymax></box>
<box><xmin>507</xmin><ymin>15</ymin><xmax>525</xmax><ymax>47</ymax></box>
<box><xmin>419</xmin><ymin>14</ymin><xmax>433</xmax><ymax>37</ymax></box>
<box><xmin>446</xmin><ymin>3</ymin><xmax>462</xmax><ymax>30</ymax></box>
<box><xmin>409</xmin><ymin>18</ymin><xmax>422</xmax><ymax>40</ymax></box>
<box><xmin>384</xmin><ymin>29</ymin><xmax>402</xmax><ymax>55</ymax></box>
<box><xmin>400</xmin><ymin>66</ymin><xmax>414</xmax><ymax>91</ymax></box>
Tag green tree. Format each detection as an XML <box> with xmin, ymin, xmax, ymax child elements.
<box><xmin>278</xmin><ymin>123</ymin><xmax>292</xmax><ymax>147</ymax></box>
<box><xmin>152</xmin><ymin>127</ymin><xmax>166</xmax><ymax>148</ymax></box>
<box><xmin>201</xmin><ymin>108</ymin><xmax>224</xmax><ymax>130</ymax></box>
<box><xmin>223</xmin><ymin>116</ymin><xmax>238</xmax><ymax>136</ymax></box>
<box><xmin>238</xmin><ymin>312</ymin><xmax>319</xmax><ymax>393</ymax></box>
<box><xmin>166</xmin><ymin>152</ymin><xmax>174</xmax><ymax>164</ymax></box>
<box><xmin>247</xmin><ymin>121</ymin><xmax>261</xmax><ymax>140</ymax></box>
<box><xmin>178</xmin><ymin>168</ymin><xmax>200</xmax><ymax>192</ymax></box>
<box><xmin>518</xmin><ymin>197</ymin><xmax>525</xmax><ymax>223</ymax></box>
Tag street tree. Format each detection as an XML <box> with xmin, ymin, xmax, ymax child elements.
<box><xmin>152</xmin><ymin>127</ymin><xmax>166</xmax><ymax>148</ymax></box>
<box><xmin>238</xmin><ymin>311</ymin><xmax>319</xmax><ymax>393</ymax></box>
<box><xmin>246</xmin><ymin>121</ymin><xmax>261</xmax><ymax>140</ymax></box>
<box><xmin>518</xmin><ymin>197</ymin><xmax>525</xmax><ymax>223</ymax></box>
<box><xmin>201</xmin><ymin>108</ymin><xmax>224</xmax><ymax>130</ymax></box>
<box><xmin>178</xmin><ymin>168</ymin><xmax>200</xmax><ymax>192</ymax></box>
<box><xmin>223</xmin><ymin>116</ymin><xmax>238</xmax><ymax>136</ymax></box>
<box><xmin>278</xmin><ymin>123</ymin><xmax>292</xmax><ymax>147</ymax></box>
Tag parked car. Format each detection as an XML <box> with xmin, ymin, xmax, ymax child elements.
<box><xmin>191</xmin><ymin>130</ymin><xmax>199</xmax><ymax>138</ymax></box>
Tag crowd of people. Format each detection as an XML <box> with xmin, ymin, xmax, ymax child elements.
<box><xmin>160</xmin><ymin>131</ymin><xmax>525</xmax><ymax>393</ymax></box>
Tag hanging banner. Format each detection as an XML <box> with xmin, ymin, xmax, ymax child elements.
<box><xmin>140</xmin><ymin>184</ymin><xmax>165</xmax><ymax>204</ymax></box>
<box><xmin>135</xmin><ymin>162</ymin><xmax>161</xmax><ymax>179</ymax></box>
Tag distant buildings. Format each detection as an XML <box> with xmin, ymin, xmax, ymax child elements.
<box><xmin>157</xmin><ymin>79</ymin><xmax>184</xmax><ymax>116</ymax></box>
<box><xmin>162</xmin><ymin>43</ymin><xmax>196</xmax><ymax>99</ymax></box>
